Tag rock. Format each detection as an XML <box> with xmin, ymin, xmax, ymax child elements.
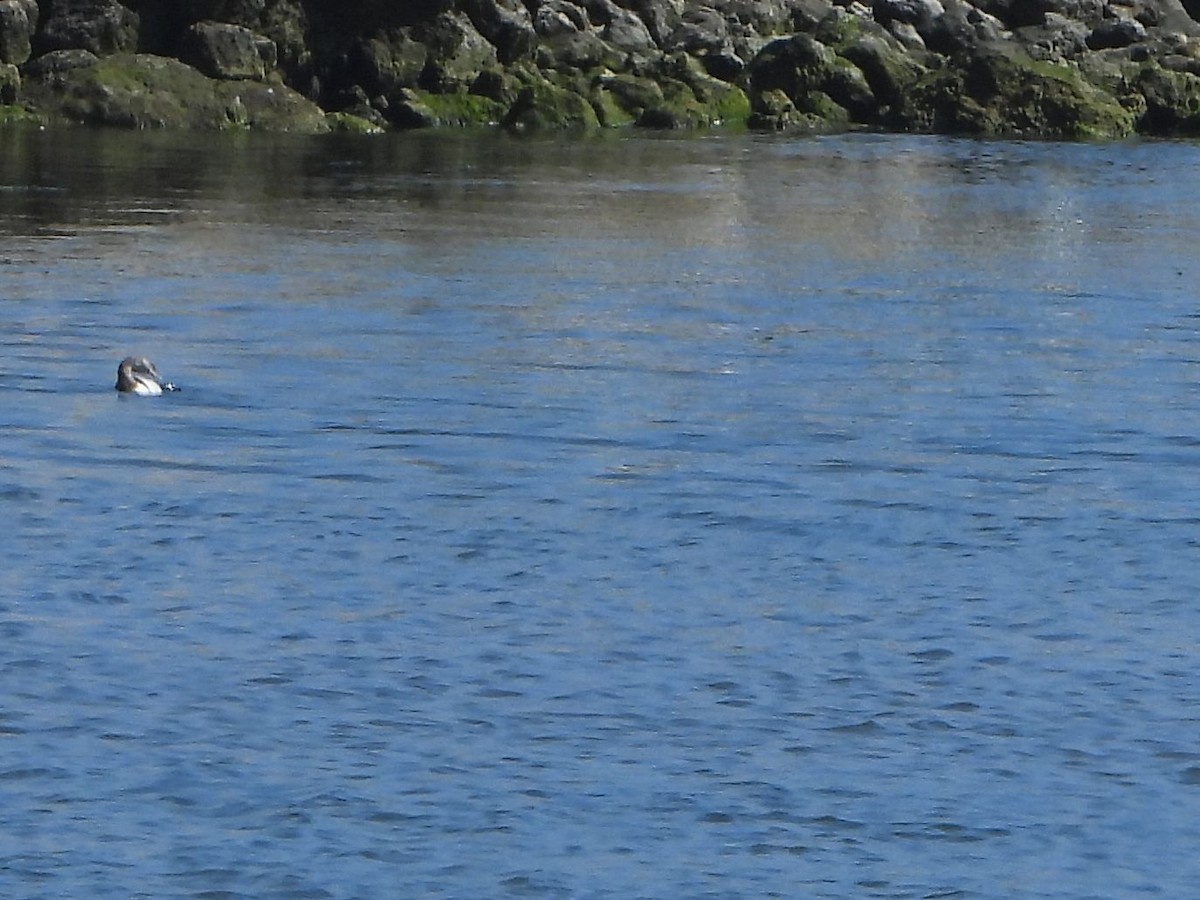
<box><xmin>183</xmin><ymin>21</ymin><xmax>275</xmax><ymax>81</ymax></box>
<box><xmin>701</xmin><ymin>49</ymin><xmax>746</xmax><ymax>80</ymax></box>
<box><xmin>4</xmin><ymin>0</ymin><xmax>1200</xmax><ymax>139</ymax></box>
<box><xmin>0</xmin><ymin>0</ymin><xmax>36</xmax><ymax>65</ymax></box>
<box><xmin>824</xmin><ymin>59</ymin><xmax>878</xmax><ymax>119</ymax></box>
<box><xmin>534</xmin><ymin>0</ymin><xmax>590</xmax><ymax>36</ymax></box>
<box><xmin>748</xmin><ymin>83</ymin><xmax>848</xmax><ymax>129</ymax></box>
<box><xmin>636</xmin><ymin>77</ymin><xmax>709</xmax><ymax>126</ymax></box>
<box><xmin>840</xmin><ymin>33</ymin><xmax>928</xmax><ymax>109</ymax></box>
<box><xmin>33</xmin><ymin>0</ymin><xmax>138</xmax><ymax>56</ymax></box>
<box><xmin>418</xmin><ymin>10</ymin><xmax>500</xmax><ymax>90</ymax></box>
<box><xmin>604</xmin><ymin>7</ymin><xmax>658</xmax><ymax>51</ymax></box>
<box><xmin>919</xmin><ymin>0</ymin><xmax>1011</xmax><ymax>53</ymax></box>
<box><xmin>1134</xmin><ymin>62</ymin><xmax>1200</xmax><ymax>133</ymax></box>
<box><xmin>1018</xmin><ymin>13</ymin><xmax>1092</xmax><ymax>60</ymax></box>
<box><xmin>595</xmin><ymin>70</ymin><xmax>664</xmax><ymax>116</ymax></box>
<box><xmin>1162</xmin><ymin>51</ymin><xmax>1200</xmax><ymax>74</ymax></box>
<box><xmin>873</xmin><ymin>0</ymin><xmax>945</xmax><ymax>28</ymax></box>
<box><xmin>791</xmin><ymin>0</ymin><xmax>838</xmax><ymax>30</ymax></box>
<box><xmin>469</xmin><ymin>65</ymin><xmax>516</xmax><ymax>103</ymax></box>
<box><xmin>0</xmin><ymin>59</ymin><xmax>18</xmax><ymax>102</ymax></box>
<box><xmin>536</xmin><ymin>29</ymin><xmax>624</xmax><ymax>70</ymax></box>
<box><xmin>746</xmin><ymin>33</ymin><xmax>838</xmax><ymax>101</ymax></box>
<box><xmin>386</xmin><ymin>86</ymin><xmax>440</xmax><ymax>126</ymax></box>
<box><xmin>666</xmin><ymin>7</ymin><xmax>731</xmax><ymax>55</ymax></box>
<box><xmin>1086</xmin><ymin>17</ymin><xmax>1147</xmax><ymax>49</ymax></box>
<box><xmin>20</xmin><ymin>51</ymin><xmax>329</xmax><ymax>131</ymax></box>
<box><xmin>617</xmin><ymin>47</ymin><xmax>752</xmax><ymax>127</ymax></box>
<box><xmin>351</xmin><ymin>33</ymin><xmax>428</xmax><ymax>96</ymax></box>
<box><xmin>501</xmin><ymin>77</ymin><xmax>600</xmax><ymax>130</ymax></box>
<box><xmin>22</xmin><ymin>46</ymin><xmax>98</xmax><ymax>78</ymax></box>
<box><xmin>746</xmin><ymin>33</ymin><xmax>884</xmax><ymax>126</ymax></box>
<box><xmin>896</xmin><ymin>45</ymin><xmax>1135</xmax><ymax>137</ymax></box>
<box><xmin>888</xmin><ymin>20</ymin><xmax>929</xmax><ymax>50</ymax></box>
<box><xmin>386</xmin><ymin>85</ymin><xmax>504</xmax><ymax>125</ymax></box>
<box><xmin>325</xmin><ymin>110</ymin><xmax>386</xmax><ymax>132</ymax></box>
<box><xmin>461</xmin><ymin>0</ymin><xmax>537</xmax><ymax>63</ymax></box>
<box><xmin>984</xmin><ymin>0</ymin><xmax>1106</xmax><ymax>29</ymax></box>
<box><xmin>628</xmin><ymin>0</ymin><xmax>683</xmax><ymax>45</ymax></box>
<box><xmin>748</xmin><ymin>86</ymin><xmax>799</xmax><ymax>128</ymax></box>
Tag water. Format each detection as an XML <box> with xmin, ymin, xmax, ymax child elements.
<box><xmin>2</xmin><ymin>127</ymin><xmax>1200</xmax><ymax>898</ymax></box>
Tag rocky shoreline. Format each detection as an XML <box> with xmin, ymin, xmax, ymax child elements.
<box><xmin>4</xmin><ymin>0</ymin><xmax>1200</xmax><ymax>138</ymax></box>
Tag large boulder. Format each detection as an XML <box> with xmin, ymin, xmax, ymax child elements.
<box><xmin>627</xmin><ymin>0</ymin><xmax>683</xmax><ymax>45</ymax></box>
<box><xmin>536</xmin><ymin>29</ymin><xmax>625</xmax><ymax>71</ymax></box>
<box><xmin>20</xmin><ymin>51</ymin><xmax>330</xmax><ymax>130</ymax></box>
<box><xmin>33</xmin><ymin>0</ymin><xmax>137</xmax><ymax>56</ymax></box>
<box><xmin>604</xmin><ymin>7</ymin><xmax>657</xmax><ymax>51</ymax></box>
<box><xmin>896</xmin><ymin>45</ymin><xmax>1136</xmax><ymax>137</ymax></box>
<box><xmin>533</xmin><ymin>0</ymin><xmax>590</xmax><ymax>38</ymax></box>
<box><xmin>746</xmin><ymin>33</ymin><xmax>839</xmax><ymax>100</ymax></box>
<box><xmin>351</xmin><ymin>31</ymin><xmax>428</xmax><ymax>95</ymax></box>
<box><xmin>501</xmin><ymin>76</ymin><xmax>601</xmax><ymax>130</ymax></box>
<box><xmin>460</xmin><ymin>0</ymin><xmax>537</xmax><ymax>63</ymax></box>
<box><xmin>182</xmin><ymin>21</ymin><xmax>276</xmax><ymax>80</ymax></box>
<box><xmin>417</xmin><ymin>10</ymin><xmax>499</xmax><ymax>90</ymax></box>
<box><xmin>1133</xmin><ymin>62</ymin><xmax>1200</xmax><ymax>133</ymax></box>
<box><xmin>979</xmin><ymin>0</ymin><xmax>1106</xmax><ymax>29</ymax></box>
<box><xmin>839</xmin><ymin>32</ymin><xmax>928</xmax><ymax>112</ymax></box>
<box><xmin>0</xmin><ymin>0</ymin><xmax>36</xmax><ymax>64</ymax></box>
<box><xmin>0</xmin><ymin>59</ymin><xmax>17</xmax><ymax>101</ymax></box>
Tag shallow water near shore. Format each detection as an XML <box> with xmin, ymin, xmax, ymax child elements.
<box><xmin>2</xmin><ymin>126</ymin><xmax>1200</xmax><ymax>898</ymax></box>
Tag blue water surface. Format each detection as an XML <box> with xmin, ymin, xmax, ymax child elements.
<box><xmin>1</xmin><ymin>128</ymin><xmax>1199</xmax><ymax>898</ymax></box>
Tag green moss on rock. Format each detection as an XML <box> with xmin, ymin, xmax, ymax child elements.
<box><xmin>420</xmin><ymin>89</ymin><xmax>506</xmax><ymax>126</ymax></box>
<box><xmin>898</xmin><ymin>49</ymin><xmax>1135</xmax><ymax>139</ymax></box>
<box><xmin>326</xmin><ymin>110</ymin><xmax>385</xmax><ymax>133</ymax></box>
<box><xmin>0</xmin><ymin>104</ymin><xmax>41</xmax><ymax>125</ymax></box>
<box><xmin>20</xmin><ymin>52</ymin><xmax>329</xmax><ymax>131</ymax></box>
<box><xmin>501</xmin><ymin>78</ymin><xmax>599</xmax><ymax>132</ymax></box>
<box><xmin>1131</xmin><ymin>63</ymin><xmax>1200</xmax><ymax>135</ymax></box>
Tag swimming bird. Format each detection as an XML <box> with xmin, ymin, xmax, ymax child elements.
<box><xmin>115</xmin><ymin>357</ymin><xmax>177</xmax><ymax>395</ymax></box>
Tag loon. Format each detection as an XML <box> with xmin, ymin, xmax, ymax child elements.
<box><xmin>115</xmin><ymin>357</ymin><xmax>177</xmax><ymax>395</ymax></box>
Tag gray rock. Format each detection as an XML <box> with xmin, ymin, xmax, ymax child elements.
<box><xmin>33</xmin><ymin>0</ymin><xmax>137</xmax><ymax>56</ymax></box>
<box><xmin>981</xmin><ymin>0</ymin><xmax>1105</xmax><ymax>29</ymax></box>
<box><xmin>1086</xmin><ymin>17</ymin><xmax>1147</xmax><ymax>49</ymax></box>
<box><xmin>461</xmin><ymin>0</ymin><xmax>537</xmax><ymax>63</ymax></box>
<box><xmin>0</xmin><ymin>60</ymin><xmax>17</xmax><ymax>101</ymax></box>
<box><xmin>791</xmin><ymin>0</ymin><xmax>838</xmax><ymax>30</ymax></box>
<box><xmin>1162</xmin><ymin>52</ymin><xmax>1200</xmax><ymax>74</ymax></box>
<box><xmin>628</xmin><ymin>0</ymin><xmax>683</xmax><ymax>45</ymax></box>
<box><xmin>920</xmin><ymin>0</ymin><xmax>1010</xmax><ymax>53</ymax></box>
<box><xmin>352</xmin><ymin>33</ymin><xmax>428</xmax><ymax>95</ymax></box>
<box><xmin>1018</xmin><ymin>13</ymin><xmax>1092</xmax><ymax>60</ymax></box>
<box><xmin>840</xmin><ymin>33</ymin><xmax>928</xmax><ymax>107</ymax></box>
<box><xmin>386</xmin><ymin>86</ymin><xmax>440</xmax><ymax>127</ymax></box>
<box><xmin>666</xmin><ymin>7</ymin><xmax>731</xmax><ymax>54</ymax></box>
<box><xmin>534</xmin><ymin>1</ymin><xmax>590</xmax><ymax>36</ymax></box>
<box><xmin>184</xmin><ymin>21</ymin><xmax>274</xmax><ymax>81</ymax></box>
<box><xmin>0</xmin><ymin>0</ymin><xmax>36</xmax><ymax>65</ymax></box>
<box><xmin>746</xmin><ymin>33</ymin><xmax>837</xmax><ymax>101</ymax></box>
<box><xmin>888</xmin><ymin>20</ymin><xmax>928</xmax><ymax>50</ymax></box>
<box><xmin>536</xmin><ymin>29</ymin><xmax>623</xmax><ymax>70</ymax></box>
<box><xmin>873</xmin><ymin>0</ymin><xmax>945</xmax><ymax>27</ymax></box>
<box><xmin>418</xmin><ymin>11</ymin><xmax>499</xmax><ymax>90</ymax></box>
<box><xmin>824</xmin><ymin>60</ymin><xmax>877</xmax><ymax>119</ymax></box>
<box><xmin>22</xmin><ymin>46</ymin><xmax>98</xmax><ymax>78</ymax></box>
<box><xmin>577</xmin><ymin>0</ymin><xmax>620</xmax><ymax>27</ymax></box>
<box><xmin>596</xmin><ymin>70</ymin><xmax>665</xmax><ymax>112</ymax></box>
<box><xmin>20</xmin><ymin>51</ymin><xmax>328</xmax><ymax>131</ymax></box>
<box><xmin>604</xmin><ymin>7</ymin><xmax>657</xmax><ymax>51</ymax></box>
